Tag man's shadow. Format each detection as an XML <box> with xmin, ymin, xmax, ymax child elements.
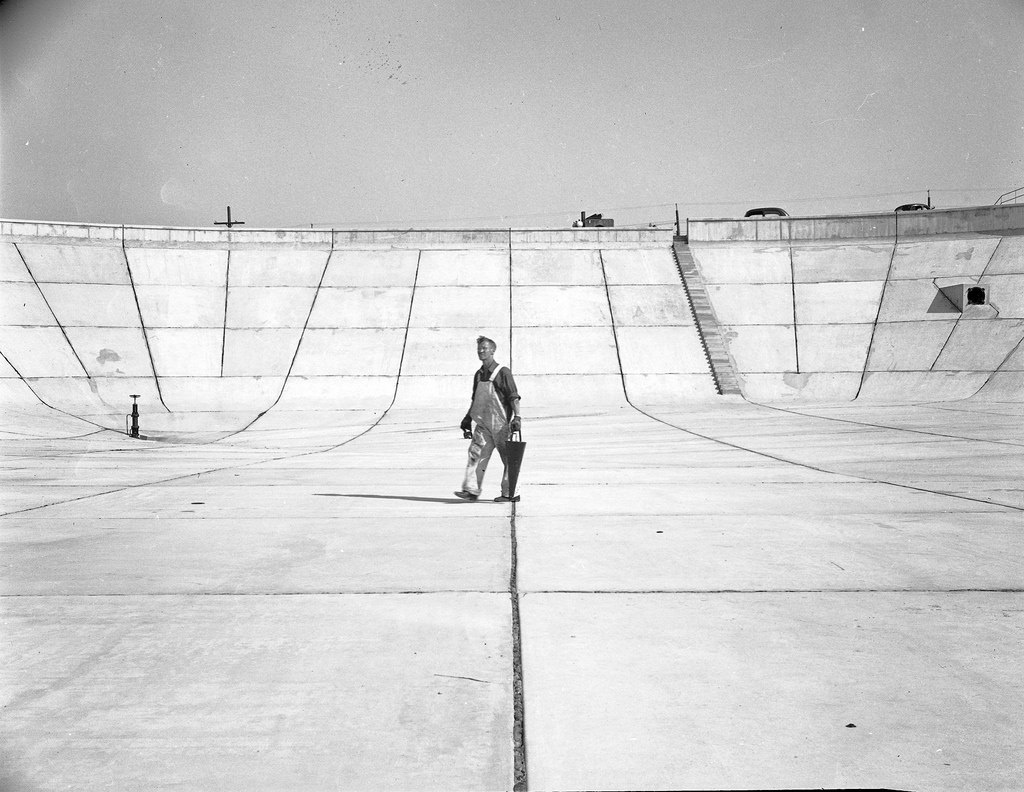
<box><xmin>315</xmin><ymin>493</ymin><xmax>468</xmax><ymax>504</ymax></box>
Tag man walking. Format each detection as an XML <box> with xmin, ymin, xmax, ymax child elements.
<box><xmin>455</xmin><ymin>336</ymin><xmax>522</xmax><ymax>502</ymax></box>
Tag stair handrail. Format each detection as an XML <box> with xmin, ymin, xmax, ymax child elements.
<box><xmin>994</xmin><ymin>187</ymin><xmax>1024</xmax><ymax>205</ymax></box>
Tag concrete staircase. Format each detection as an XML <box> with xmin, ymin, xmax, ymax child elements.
<box><xmin>672</xmin><ymin>240</ymin><xmax>743</xmax><ymax>396</ymax></box>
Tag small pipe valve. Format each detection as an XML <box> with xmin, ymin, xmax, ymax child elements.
<box><xmin>126</xmin><ymin>394</ymin><xmax>141</xmax><ymax>438</ymax></box>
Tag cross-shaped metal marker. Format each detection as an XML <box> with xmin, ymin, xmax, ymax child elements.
<box><xmin>214</xmin><ymin>206</ymin><xmax>245</xmax><ymax>228</ymax></box>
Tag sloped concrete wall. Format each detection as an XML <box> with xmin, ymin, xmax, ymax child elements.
<box><xmin>688</xmin><ymin>205</ymin><xmax>1024</xmax><ymax>402</ymax></box>
<box><xmin>603</xmin><ymin>248</ymin><xmax>715</xmax><ymax>405</ymax></box>
<box><xmin>0</xmin><ymin>223</ymin><xmax>717</xmax><ymax>440</ymax></box>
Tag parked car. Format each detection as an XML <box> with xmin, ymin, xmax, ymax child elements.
<box><xmin>744</xmin><ymin>207</ymin><xmax>789</xmax><ymax>217</ymax></box>
<box><xmin>895</xmin><ymin>203</ymin><xmax>931</xmax><ymax>212</ymax></box>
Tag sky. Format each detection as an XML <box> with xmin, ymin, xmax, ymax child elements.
<box><xmin>1</xmin><ymin>0</ymin><xmax>1021</xmax><ymax>228</ymax></box>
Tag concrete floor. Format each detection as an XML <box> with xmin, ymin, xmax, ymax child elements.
<box><xmin>2</xmin><ymin>213</ymin><xmax>1023</xmax><ymax>790</ymax></box>
<box><xmin>2</xmin><ymin>399</ymin><xmax>1022</xmax><ymax>791</ymax></box>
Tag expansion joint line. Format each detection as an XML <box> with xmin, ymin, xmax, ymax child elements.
<box><xmin>854</xmin><ymin>222</ymin><xmax>899</xmax><ymax>400</ymax></box>
<box><xmin>788</xmin><ymin>242</ymin><xmax>800</xmax><ymax>373</ymax></box>
<box><xmin>510</xmin><ymin>501</ymin><xmax>527</xmax><ymax>791</ymax></box>
<box><xmin>597</xmin><ymin>249</ymin><xmax>631</xmax><ymax>402</ymax></box>
<box><xmin>630</xmin><ymin>405</ymin><xmax>1024</xmax><ymax>513</ymax></box>
<box><xmin>521</xmin><ymin>587</ymin><xmax>1024</xmax><ymax>595</ymax></box>
<box><xmin>748</xmin><ymin>400</ymin><xmax>1024</xmax><ymax>448</ymax></box>
<box><xmin>928</xmin><ymin>269</ymin><xmax>972</xmax><ymax>372</ymax></box>
<box><xmin>389</xmin><ymin>248</ymin><xmax>422</xmax><ymax>406</ymax></box>
<box><xmin>507</xmin><ymin>228</ymin><xmax>526</xmax><ymax>790</ymax></box>
<box><xmin>962</xmin><ymin>237</ymin><xmax>1011</xmax><ymax>398</ymax></box>
<box><xmin>0</xmin><ymin>348</ymin><xmax>22</xmax><ymax>378</ymax></box>
<box><xmin>121</xmin><ymin>225</ymin><xmax>168</xmax><ymax>411</ymax></box>
<box><xmin>14</xmin><ymin>242</ymin><xmax>91</xmax><ymax>378</ymax></box>
<box><xmin>971</xmin><ymin>331</ymin><xmax>1024</xmax><ymax>399</ymax></box>
<box><xmin>977</xmin><ymin>235</ymin><xmax>1003</xmax><ymax>282</ymax></box>
<box><xmin>220</xmin><ymin>249</ymin><xmax>231</xmax><ymax>377</ymax></box>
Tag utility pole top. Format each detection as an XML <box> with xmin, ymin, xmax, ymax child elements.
<box><xmin>214</xmin><ymin>206</ymin><xmax>245</xmax><ymax>228</ymax></box>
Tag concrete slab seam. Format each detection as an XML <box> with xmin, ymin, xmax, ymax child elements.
<box><xmin>929</xmin><ymin>401</ymin><xmax>1023</xmax><ymax>417</ymax></box>
<box><xmin>13</xmin><ymin>242</ymin><xmax>91</xmax><ymax>378</ymax></box>
<box><xmin>788</xmin><ymin>242</ymin><xmax>800</xmax><ymax>373</ymax></box>
<box><xmin>853</xmin><ymin>236</ymin><xmax>899</xmax><ymax>399</ymax></box>
<box><xmin>976</xmin><ymin>235</ymin><xmax>1004</xmax><ymax>283</ymax></box>
<box><xmin>597</xmin><ymin>249</ymin><xmax>631</xmax><ymax>403</ymax></box>
<box><xmin>626</xmin><ymin>407</ymin><xmax>1024</xmax><ymax>513</ymax></box>
<box><xmin>120</xmin><ymin>227</ymin><xmax>169</xmax><ymax>411</ymax></box>
<box><xmin>3</xmin><ymin>322</ymin><xmax>452</xmax><ymax>331</ymax></box>
<box><xmin>960</xmin><ymin>237</ymin><xmax>1013</xmax><ymax>398</ymax></box>
<box><xmin>0</xmin><ymin>428</ymin><xmax>376</xmax><ymax>517</ymax></box>
<box><xmin>506</xmin><ymin>232</ymin><xmax>526</xmax><ymax>790</ymax></box>
<box><xmin>0</xmin><ymin>426</ymin><xmax>105</xmax><ymax>441</ymax></box>
<box><xmin>0</xmin><ymin>590</ymin><xmax>512</xmax><ymax>598</ymax></box>
<box><xmin>747</xmin><ymin>401</ymin><xmax>1024</xmax><ymax>448</ymax></box>
<box><xmin>966</xmin><ymin>234</ymin><xmax>1007</xmax><ymax>321</ymax></box>
<box><xmin>0</xmin><ymin>347</ymin><xmax>24</xmax><ymax>380</ymax></box>
<box><xmin>717</xmin><ymin>318</ymin><xmax>1017</xmax><ymax>328</ymax></box>
<box><xmin>510</xmin><ymin>588</ymin><xmax>1024</xmax><ymax>595</ymax></box>
<box><xmin>219</xmin><ymin>249</ymin><xmax>230</xmax><ymax>377</ymax></box>
<box><xmin>971</xmin><ymin>332</ymin><xmax>1024</xmax><ymax>398</ymax></box>
<box><xmin>927</xmin><ymin>289</ymin><xmax>964</xmax><ymax>372</ymax></box>
<box><xmin>393</xmin><ymin>249</ymin><xmax>422</xmax><ymax>393</ymax></box>
<box><xmin>0</xmin><ymin>479</ymin><xmax>180</xmax><ymax>518</ymax></box>
<box><xmin>1</xmin><ymin>382</ymin><xmax>418</xmax><ymax>517</ymax></box>
<box><xmin>510</xmin><ymin>501</ymin><xmax>527</xmax><ymax>792</ymax></box>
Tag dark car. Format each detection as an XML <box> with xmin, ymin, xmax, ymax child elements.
<box><xmin>895</xmin><ymin>203</ymin><xmax>931</xmax><ymax>212</ymax></box>
<box><xmin>744</xmin><ymin>207</ymin><xmax>789</xmax><ymax>217</ymax></box>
